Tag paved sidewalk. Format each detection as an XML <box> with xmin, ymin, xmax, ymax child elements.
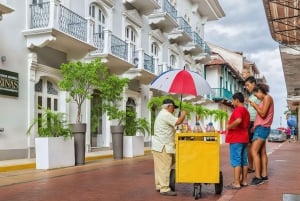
<box><xmin>0</xmin><ymin>142</ymin><xmax>299</xmax><ymax>201</ymax></box>
<box><xmin>0</xmin><ymin>148</ymin><xmax>115</xmax><ymax>172</ymax></box>
<box><xmin>218</xmin><ymin>141</ymin><xmax>300</xmax><ymax>201</ymax></box>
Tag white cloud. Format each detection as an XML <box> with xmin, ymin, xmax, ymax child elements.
<box><xmin>204</xmin><ymin>0</ymin><xmax>287</xmax><ymax>127</ymax></box>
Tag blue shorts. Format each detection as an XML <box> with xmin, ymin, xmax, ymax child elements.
<box><xmin>253</xmin><ymin>126</ymin><xmax>270</xmax><ymax>141</ymax></box>
<box><xmin>229</xmin><ymin>143</ymin><xmax>248</xmax><ymax>167</ymax></box>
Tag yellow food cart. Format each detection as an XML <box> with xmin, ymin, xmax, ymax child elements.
<box><xmin>172</xmin><ymin>132</ymin><xmax>223</xmax><ymax>199</ymax></box>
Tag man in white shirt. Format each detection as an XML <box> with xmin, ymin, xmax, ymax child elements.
<box><xmin>152</xmin><ymin>98</ymin><xmax>187</xmax><ymax>196</ymax></box>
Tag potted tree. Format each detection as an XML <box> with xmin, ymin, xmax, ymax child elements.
<box><xmin>27</xmin><ymin>108</ymin><xmax>75</xmax><ymax>169</ymax></box>
<box><xmin>100</xmin><ymin>75</ymin><xmax>129</xmax><ymax>160</ymax></box>
<box><xmin>59</xmin><ymin>58</ymin><xmax>108</xmax><ymax>165</ymax></box>
<box><xmin>123</xmin><ymin>108</ymin><xmax>150</xmax><ymax>158</ymax></box>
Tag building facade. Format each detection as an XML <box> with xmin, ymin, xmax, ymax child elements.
<box><xmin>0</xmin><ymin>0</ymin><xmax>224</xmax><ymax>160</ymax></box>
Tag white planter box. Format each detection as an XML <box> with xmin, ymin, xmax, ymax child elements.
<box><xmin>123</xmin><ymin>136</ymin><xmax>144</xmax><ymax>158</ymax></box>
<box><xmin>35</xmin><ymin>137</ymin><xmax>75</xmax><ymax>169</ymax></box>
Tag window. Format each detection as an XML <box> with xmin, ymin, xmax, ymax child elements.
<box><xmin>125</xmin><ymin>26</ymin><xmax>136</xmax><ymax>43</ymax></box>
<box><xmin>151</xmin><ymin>42</ymin><xmax>159</xmax><ymax>57</ymax></box>
<box><xmin>170</xmin><ymin>54</ymin><xmax>176</xmax><ymax>67</ymax></box>
<box><xmin>89</xmin><ymin>3</ymin><xmax>106</xmax><ymax>36</ymax></box>
<box><xmin>35</xmin><ymin>78</ymin><xmax>59</xmax><ymax>120</ymax></box>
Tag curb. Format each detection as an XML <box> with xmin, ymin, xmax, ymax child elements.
<box><xmin>0</xmin><ymin>150</ymin><xmax>152</xmax><ymax>172</ymax></box>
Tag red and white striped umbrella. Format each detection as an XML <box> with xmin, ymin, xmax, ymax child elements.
<box><xmin>150</xmin><ymin>69</ymin><xmax>212</xmax><ymax>96</ymax></box>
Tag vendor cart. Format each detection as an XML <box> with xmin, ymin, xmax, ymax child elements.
<box><xmin>173</xmin><ymin>132</ymin><xmax>223</xmax><ymax>199</ymax></box>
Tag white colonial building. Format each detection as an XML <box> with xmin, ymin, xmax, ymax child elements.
<box><xmin>0</xmin><ymin>0</ymin><xmax>225</xmax><ymax>160</ymax></box>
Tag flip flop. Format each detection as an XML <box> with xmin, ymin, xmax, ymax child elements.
<box><xmin>247</xmin><ymin>168</ymin><xmax>255</xmax><ymax>173</ymax></box>
<box><xmin>225</xmin><ymin>184</ymin><xmax>241</xmax><ymax>190</ymax></box>
<box><xmin>241</xmin><ymin>184</ymin><xmax>248</xmax><ymax>187</ymax></box>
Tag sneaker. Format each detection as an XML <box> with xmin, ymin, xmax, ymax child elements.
<box><xmin>261</xmin><ymin>176</ymin><xmax>269</xmax><ymax>181</ymax></box>
<box><xmin>250</xmin><ymin>177</ymin><xmax>264</xmax><ymax>185</ymax></box>
<box><xmin>160</xmin><ymin>191</ymin><xmax>177</xmax><ymax>196</ymax></box>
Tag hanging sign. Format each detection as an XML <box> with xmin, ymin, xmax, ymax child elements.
<box><xmin>0</xmin><ymin>69</ymin><xmax>19</xmax><ymax>97</ymax></box>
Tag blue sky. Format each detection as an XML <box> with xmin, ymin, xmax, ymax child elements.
<box><xmin>204</xmin><ymin>0</ymin><xmax>287</xmax><ymax>127</ymax></box>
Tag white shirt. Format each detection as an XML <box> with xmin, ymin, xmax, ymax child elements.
<box><xmin>152</xmin><ymin>109</ymin><xmax>178</xmax><ymax>154</ymax></box>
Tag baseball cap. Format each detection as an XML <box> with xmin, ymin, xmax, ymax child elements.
<box><xmin>163</xmin><ymin>98</ymin><xmax>178</xmax><ymax>109</ymax></box>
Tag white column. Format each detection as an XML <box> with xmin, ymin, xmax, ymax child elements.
<box><xmin>27</xmin><ymin>53</ymin><xmax>38</xmax><ymax>158</ymax></box>
<box><xmin>48</xmin><ymin>0</ymin><xmax>60</xmax><ymax>28</ymax></box>
<box><xmin>103</xmin><ymin>29</ymin><xmax>112</xmax><ymax>54</ymax></box>
<box><xmin>85</xmin><ymin>99</ymin><xmax>91</xmax><ymax>152</ymax></box>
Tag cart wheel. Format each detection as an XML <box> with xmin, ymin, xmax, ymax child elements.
<box><xmin>193</xmin><ymin>183</ymin><xmax>201</xmax><ymax>200</ymax></box>
<box><xmin>169</xmin><ymin>169</ymin><xmax>175</xmax><ymax>191</ymax></box>
<box><xmin>215</xmin><ymin>171</ymin><xmax>223</xmax><ymax>194</ymax></box>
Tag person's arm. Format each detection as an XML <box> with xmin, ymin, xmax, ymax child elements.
<box><xmin>250</xmin><ymin>95</ymin><xmax>272</xmax><ymax>118</ymax></box>
<box><xmin>175</xmin><ymin>110</ymin><xmax>187</xmax><ymax>125</ymax></box>
<box><xmin>227</xmin><ymin>118</ymin><xmax>242</xmax><ymax>130</ymax></box>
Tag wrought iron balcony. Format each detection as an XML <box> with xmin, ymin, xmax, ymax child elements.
<box><xmin>92</xmin><ymin>30</ymin><xmax>133</xmax><ymax>75</ymax></box>
<box><xmin>208</xmin><ymin>88</ymin><xmax>232</xmax><ymax>102</ymax></box>
<box><xmin>149</xmin><ymin>0</ymin><xmax>178</xmax><ymax>32</ymax></box>
<box><xmin>168</xmin><ymin>17</ymin><xmax>192</xmax><ymax>45</ymax></box>
<box><xmin>183</xmin><ymin>32</ymin><xmax>211</xmax><ymax>55</ymax></box>
<box><xmin>23</xmin><ymin>1</ymin><xmax>96</xmax><ymax>59</ymax></box>
<box><xmin>143</xmin><ymin>53</ymin><xmax>155</xmax><ymax>73</ymax></box>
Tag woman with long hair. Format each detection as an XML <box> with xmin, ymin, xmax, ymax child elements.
<box><xmin>248</xmin><ymin>83</ymin><xmax>274</xmax><ymax>185</ymax></box>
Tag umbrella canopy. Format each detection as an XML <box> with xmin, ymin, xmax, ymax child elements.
<box><xmin>150</xmin><ymin>69</ymin><xmax>212</xmax><ymax>97</ymax></box>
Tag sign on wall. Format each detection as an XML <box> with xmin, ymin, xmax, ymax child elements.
<box><xmin>0</xmin><ymin>69</ymin><xmax>19</xmax><ymax>97</ymax></box>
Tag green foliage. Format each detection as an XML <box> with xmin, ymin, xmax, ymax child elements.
<box><xmin>27</xmin><ymin>108</ymin><xmax>72</xmax><ymax>138</ymax></box>
<box><xmin>100</xmin><ymin>75</ymin><xmax>129</xmax><ymax>125</ymax></box>
<box><xmin>59</xmin><ymin>58</ymin><xmax>108</xmax><ymax>123</ymax></box>
<box><xmin>124</xmin><ymin>108</ymin><xmax>150</xmax><ymax>136</ymax></box>
<box><xmin>194</xmin><ymin>105</ymin><xmax>210</xmax><ymax>119</ymax></box>
<box><xmin>211</xmin><ymin>109</ymin><xmax>229</xmax><ymax>122</ymax></box>
<box><xmin>59</xmin><ymin>58</ymin><xmax>129</xmax><ymax>126</ymax></box>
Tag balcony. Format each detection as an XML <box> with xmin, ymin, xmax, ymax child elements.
<box><xmin>123</xmin><ymin>0</ymin><xmax>160</xmax><ymax>15</ymax></box>
<box><xmin>208</xmin><ymin>88</ymin><xmax>232</xmax><ymax>103</ymax></box>
<box><xmin>168</xmin><ymin>17</ymin><xmax>193</xmax><ymax>45</ymax></box>
<box><xmin>183</xmin><ymin>32</ymin><xmax>205</xmax><ymax>55</ymax></box>
<box><xmin>124</xmin><ymin>50</ymin><xmax>156</xmax><ymax>84</ymax></box>
<box><xmin>23</xmin><ymin>1</ymin><xmax>96</xmax><ymax>60</ymax></box>
<box><xmin>148</xmin><ymin>0</ymin><xmax>178</xmax><ymax>33</ymax></box>
<box><xmin>0</xmin><ymin>2</ymin><xmax>14</xmax><ymax>16</ymax></box>
<box><xmin>193</xmin><ymin>41</ymin><xmax>211</xmax><ymax>63</ymax></box>
<box><xmin>91</xmin><ymin>30</ymin><xmax>134</xmax><ymax>75</ymax></box>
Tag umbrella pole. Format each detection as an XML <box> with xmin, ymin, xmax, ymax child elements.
<box><xmin>178</xmin><ymin>94</ymin><xmax>183</xmax><ymax>117</ymax></box>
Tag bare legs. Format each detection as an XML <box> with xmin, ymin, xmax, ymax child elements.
<box><xmin>247</xmin><ymin>143</ymin><xmax>254</xmax><ymax>171</ymax></box>
<box><xmin>251</xmin><ymin>138</ymin><xmax>267</xmax><ymax>178</ymax></box>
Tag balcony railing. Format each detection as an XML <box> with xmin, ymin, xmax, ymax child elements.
<box><xmin>93</xmin><ymin>32</ymin><xmax>104</xmax><ymax>53</ymax></box>
<box><xmin>209</xmin><ymin>88</ymin><xmax>232</xmax><ymax>101</ymax></box>
<box><xmin>144</xmin><ymin>53</ymin><xmax>155</xmax><ymax>73</ymax></box>
<box><xmin>202</xmin><ymin>42</ymin><xmax>211</xmax><ymax>55</ymax></box>
<box><xmin>111</xmin><ymin>35</ymin><xmax>128</xmax><ymax>61</ymax></box>
<box><xmin>30</xmin><ymin>2</ymin><xmax>87</xmax><ymax>41</ymax></box>
<box><xmin>93</xmin><ymin>31</ymin><xmax>128</xmax><ymax>61</ymax></box>
<box><xmin>192</xmin><ymin>32</ymin><xmax>204</xmax><ymax>48</ymax></box>
<box><xmin>155</xmin><ymin>0</ymin><xmax>177</xmax><ymax>21</ymax></box>
<box><xmin>176</xmin><ymin>17</ymin><xmax>192</xmax><ymax>38</ymax></box>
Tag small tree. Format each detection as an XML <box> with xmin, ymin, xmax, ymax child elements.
<box><xmin>59</xmin><ymin>58</ymin><xmax>108</xmax><ymax>123</ymax></box>
<box><xmin>100</xmin><ymin>75</ymin><xmax>129</xmax><ymax>125</ymax></box>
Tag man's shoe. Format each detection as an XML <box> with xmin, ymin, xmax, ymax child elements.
<box><xmin>250</xmin><ymin>177</ymin><xmax>264</xmax><ymax>185</ymax></box>
<box><xmin>160</xmin><ymin>191</ymin><xmax>177</xmax><ymax>196</ymax></box>
<box><xmin>261</xmin><ymin>176</ymin><xmax>269</xmax><ymax>181</ymax></box>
